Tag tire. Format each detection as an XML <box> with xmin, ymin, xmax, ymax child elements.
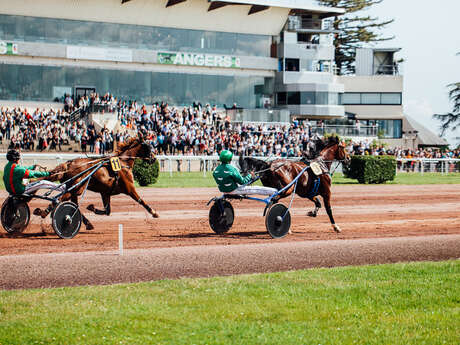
<box><xmin>1</xmin><ymin>197</ymin><xmax>30</xmax><ymax>234</ymax></box>
<box><xmin>209</xmin><ymin>200</ymin><xmax>234</xmax><ymax>234</ymax></box>
<box><xmin>51</xmin><ymin>201</ymin><xmax>82</xmax><ymax>239</ymax></box>
<box><xmin>265</xmin><ymin>203</ymin><xmax>291</xmax><ymax>239</ymax></box>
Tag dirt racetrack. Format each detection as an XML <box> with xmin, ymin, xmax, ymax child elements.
<box><xmin>0</xmin><ymin>184</ymin><xmax>459</xmax><ymax>289</ymax></box>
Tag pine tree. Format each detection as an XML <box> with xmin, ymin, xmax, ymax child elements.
<box><xmin>317</xmin><ymin>0</ymin><xmax>394</xmax><ymax>75</ymax></box>
<box><xmin>433</xmin><ymin>82</ymin><xmax>460</xmax><ymax>136</ymax></box>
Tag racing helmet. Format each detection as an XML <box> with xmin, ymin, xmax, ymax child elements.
<box><xmin>219</xmin><ymin>150</ymin><xmax>233</xmax><ymax>163</ymax></box>
<box><xmin>6</xmin><ymin>149</ymin><xmax>20</xmax><ymax>162</ymax></box>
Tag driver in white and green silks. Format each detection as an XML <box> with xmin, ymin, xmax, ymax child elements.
<box><xmin>3</xmin><ymin>149</ymin><xmax>65</xmax><ymax>195</ymax></box>
<box><xmin>213</xmin><ymin>150</ymin><xmax>277</xmax><ymax>196</ymax></box>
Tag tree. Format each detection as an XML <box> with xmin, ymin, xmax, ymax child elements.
<box><xmin>317</xmin><ymin>0</ymin><xmax>394</xmax><ymax>75</ymax></box>
<box><xmin>433</xmin><ymin>81</ymin><xmax>460</xmax><ymax>136</ymax></box>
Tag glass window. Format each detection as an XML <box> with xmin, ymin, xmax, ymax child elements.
<box><xmin>381</xmin><ymin>93</ymin><xmax>402</xmax><ymax>105</ymax></box>
<box><xmin>328</xmin><ymin>92</ymin><xmax>338</xmax><ymax>105</ymax></box>
<box><xmin>287</xmin><ymin>92</ymin><xmax>300</xmax><ymax>105</ymax></box>
<box><xmin>316</xmin><ymin>92</ymin><xmax>328</xmax><ymax>105</ymax></box>
<box><xmin>341</xmin><ymin>93</ymin><xmax>360</xmax><ymax>104</ymax></box>
<box><xmin>361</xmin><ymin>93</ymin><xmax>381</xmax><ymax>104</ymax></box>
<box><xmin>277</xmin><ymin>92</ymin><xmax>287</xmax><ymax>105</ymax></box>
<box><xmin>285</xmin><ymin>59</ymin><xmax>299</xmax><ymax>72</ymax></box>
<box><xmin>0</xmin><ymin>14</ymin><xmax>270</xmax><ymax>56</ymax></box>
<box><xmin>301</xmin><ymin>92</ymin><xmax>315</xmax><ymax>104</ymax></box>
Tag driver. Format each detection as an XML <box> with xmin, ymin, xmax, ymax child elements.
<box><xmin>213</xmin><ymin>150</ymin><xmax>277</xmax><ymax>196</ymax></box>
<box><xmin>3</xmin><ymin>149</ymin><xmax>65</xmax><ymax>195</ymax></box>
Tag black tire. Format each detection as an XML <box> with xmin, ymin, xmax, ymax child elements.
<box><xmin>51</xmin><ymin>201</ymin><xmax>82</xmax><ymax>239</ymax></box>
<box><xmin>1</xmin><ymin>197</ymin><xmax>30</xmax><ymax>234</ymax></box>
<box><xmin>265</xmin><ymin>203</ymin><xmax>291</xmax><ymax>239</ymax></box>
<box><xmin>209</xmin><ymin>200</ymin><xmax>234</xmax><ymax>234</ymax></box>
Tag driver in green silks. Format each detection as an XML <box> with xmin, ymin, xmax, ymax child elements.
<box><xmin>213</xmin><ymin>150</ymin><xmax>277</xmax><ymax>196</ymax></box>
<box><xmin>3</xmin><ymin>149</ymin><xmax>65</xmax><ymax>195</ymax></box>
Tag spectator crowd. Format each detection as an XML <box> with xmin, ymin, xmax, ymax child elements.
<box><xmin>0</xmin><ymin>93</ymin><xmax>458</xmax><ymax>161</ymax></box>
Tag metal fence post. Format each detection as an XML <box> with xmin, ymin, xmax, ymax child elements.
<box><xmin>168</xmin><ymin>158</ymin><xmax>172</xmax><ymax>177</ymax></box>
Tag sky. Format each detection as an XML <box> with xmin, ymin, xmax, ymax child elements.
<box><xmin>360</xmin><ymin>0</ymin><xmax>460</xmax><ymax>147</ymax></box>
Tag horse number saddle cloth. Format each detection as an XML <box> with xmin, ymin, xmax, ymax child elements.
<box><xmin>110</xmin><ymin>157</ymin><xmax>122</xmax><ymax>172</ymax></box>
<box><xmin>309</xmin><ymin>158</ymin><xmax>329</xmax><ymax>176</ymax></box>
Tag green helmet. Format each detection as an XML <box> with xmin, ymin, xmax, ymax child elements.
<box><xmin>219</xmin><ymin>150</ymin><xmax>233</xmax><ymax>163</ymax></box>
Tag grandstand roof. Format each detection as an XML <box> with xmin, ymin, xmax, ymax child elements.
<box><xmin>122</xmin><ymin>0</ymin><xmax>344</xmax><ymax>17</ymax></box>
<box><xmin>404</xmin><ymin>116</ymin><xmax>449</xmax><ymax>147</ymax></box>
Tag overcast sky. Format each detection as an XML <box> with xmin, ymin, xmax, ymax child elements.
<box><xmin>361</xmin><ymin>0</ymin><xmax>460</xmax><ymax>146</ymax></box>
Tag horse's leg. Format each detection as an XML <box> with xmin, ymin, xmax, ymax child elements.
<box><xmin>33</xmin><ymin>191</ymin><xmax>72</xmax><ymax>218</ymax></box>
<box><xmin>68</xmin><ymin>193</ymin><xmax>94</xmax><ymax>231</ymax></box>
<box><xmin>322</xmin><ymin>191</ymin><xmax>341</xmax><ymax>233</ymax></box>
<box><xmin>87</xmin><ymin>193</ymin><xmax>111</xmax><ymax>215</ymax></box>
<box><xmin>307</xmin><ymin>196</ymin><xmax>321</xmax><ymax>217</ymax></box>
<box><xmin>125</xmin><ymin>187</ymin><xmax>159</xmax><ymax>218</ymax></box>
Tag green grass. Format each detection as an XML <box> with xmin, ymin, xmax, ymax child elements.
<box><xmin>0</xmin><ymin>261</ymin><xmax>458</xmax><ymax>344</ymax></box>
<box><xmin>152</xmin><ymin>171</ymin><xmax>460</xmax><ymax>188</ymax></box>
<box><xmin>1</xmin><ymin>170</ymin><xmax>459</xmax><ymax>190</ymax></box>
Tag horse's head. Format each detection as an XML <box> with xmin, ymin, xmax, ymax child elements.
<box><xmin>304</xmin><ymin>134</ymin><xmax>326</xmax><ymax>160</ymax></box>
<box><xmin>239</xmin><ymin>156</ymin><xmax>269</xmax><ymax>176</ymax></box>
<box><xmin>320</xmin><ymin>136</ymin><xmax>350</xmax><ymax>164</ymax></box>
<box><xmin>117</xmin><ymin>136</ymin><xmax>156</xmax><ymax>164</ymax></box>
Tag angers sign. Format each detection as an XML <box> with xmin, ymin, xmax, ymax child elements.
<box><xmin>158</xmin><ymin>52</ymin><xmax>240</xmax><ymax>69</ymax></box>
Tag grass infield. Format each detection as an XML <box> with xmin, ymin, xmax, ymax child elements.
<box><xmin>153</xmin><ymin>172</ymin><xmax>460</xmax><ymax>188</ymax></box>
<box><xmin>0</xmin><ymin>171</ymin><xmax>459</xmax><ymax>190</ymax></box>
<box><xmin>0</xmin><ymin>260</ymin><xmax>458</xmax><ymax>344</ymax></box>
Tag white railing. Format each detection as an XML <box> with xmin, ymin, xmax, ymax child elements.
<box><xmin>396</xmin><ymin>158</ymin><xmax>460</xmax><ymax>175</ymax></box>
<box><xmin>4</xmin><ymin>154</ymin><xmax>459</xmax><ymax>176</ymax></box>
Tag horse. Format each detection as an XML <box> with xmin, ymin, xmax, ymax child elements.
<box><xmin>239</xmin><ymin>136</ymin><xmax>350</xmax><ymax>233</ymax></box>
<box><xmin>33</xmin><ymin>136</ymin><xmax>159</xmax><ymax>230</ymax></box>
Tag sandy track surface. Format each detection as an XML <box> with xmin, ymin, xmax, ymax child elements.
<box><xmin>0</xmin><ymin>184</ymin><xmax>459</xmax><ymax>289</ymax></box>
<box><xmin>1</xmin><ymin>235</ymin><xmax>459</xmax><ymax>290</ymax></box>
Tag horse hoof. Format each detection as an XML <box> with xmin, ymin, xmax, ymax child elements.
<box><xmin>86</xmin><ymin>224</ymin><xmax>95</xmax><ymax>231</ymax></box>
<box><xmin>332</xmin><ymin>224</ymin><xmax>342</xmax><ymax>233</ymax></box>
<box><xmin>152</xmin><ymin>212</ymin><xmax>160</xmax><ymax>218</ymax></box>
<box><xmin>307</xmin><ymin>211</ymin><xmax>317</xmax><ymax>217</ymax></box>
<box><xmin>33</xmin><ymin>208</ymin><xmax>42</xmax><ymax>216</ymax></box>
<box><xmin>87</xmin><ymin>204</ymin><xmax>95</xmax><ymax>212</ymax></box>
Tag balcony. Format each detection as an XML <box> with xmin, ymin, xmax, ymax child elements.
<box><xmin>287</xmin><ymin>17</ymin><xmax>334</xmax><ymax>32</ymax></box>
<box><xmin>310</xmin><ymin>125</ymin><xmax>379</xmax><ymax>138</ymax></box>
<box><xmin>374</xmin><ymin>64</ymin><xmax>402</xmax><ymax>76</ymax></box>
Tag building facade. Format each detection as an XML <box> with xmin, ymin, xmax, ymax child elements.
<box><xmin>0</xmin><ymin>0</ymin><xmax>343</xmax><ymax>113</ymax></box>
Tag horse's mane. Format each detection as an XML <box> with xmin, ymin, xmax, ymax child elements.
<box><xmin>239</xmin><ymin>156</ymin><xmax>269</xmax><ymax>174</ymax></box>
<box><xmin>114</xmin><ymin>137</ymin><xmax>140</xmax><ymax>155</ymax></box>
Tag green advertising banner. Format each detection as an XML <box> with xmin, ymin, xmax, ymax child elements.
<box><xmin>0</xmin><ymin>42</ymin><xmax>18</xmax><ymax>55</ymax></box>
<box><xmin>158</xmin><ymin>52</ymin><xmax>240</xmax><ymax>68</ymax></box>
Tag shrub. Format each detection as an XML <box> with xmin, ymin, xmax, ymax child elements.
<box><xmin>343</xmin><ymin>155</ymin><xmax>396</xmax><ymax>184</ymax></box>
<box><xmin>133</xmin><ymin>158</ymin><xmax>160</xmax><ymax>186</ymax></box>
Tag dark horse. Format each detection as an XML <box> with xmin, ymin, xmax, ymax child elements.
<box><xmin>34</xmin><ymin>136</ymin><xmax>159</xmax><ymax>230</ymax></box>
<box><xmin>240</xmin><ymin>136</ymin><xmax>350</xmax><ymax>233</ymax></box>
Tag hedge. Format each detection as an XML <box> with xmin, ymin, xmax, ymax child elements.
<box><xmin>343</xmin><ymin>155</ymin><xmax>396</xmax><ymax>184</ymax></box>
<box><xmin>133</xmin><ymin>158</ymin><xmax>160</xmax><ymax>186</ymax></box>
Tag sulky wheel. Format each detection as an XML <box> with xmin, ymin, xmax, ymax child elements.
<box><xmin>1</xmin><ymin>197</ymin><xmax>30</xmax><ymax>234</ymax></box>
<box><xmin>51</xmin><ymin>201</ymin><xmax>82</xmax><ymax>239</ymax></box>
<box><xmin>265</xmin><ymin>203</ymin><xmax>291</xmax><ymax>239</ymax></box>
<box><xmin>209</xmin><ymin>200</ymin><xmax>234</xmax><ymax>234</ymax></box>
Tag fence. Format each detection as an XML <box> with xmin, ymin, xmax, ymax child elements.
<box><xmin>4</xmin><ymin>154</ymin><xmax>460</xmax><ymax>177</ymax></box>
<box><xmin>397</xmin><ymin>158</ymin><xmax>460</xmax><ymax>174</ymax></box>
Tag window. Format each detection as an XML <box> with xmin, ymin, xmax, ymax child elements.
<box><xmin>301</xmin><ymin>92</ymin><xmax>315</xmax><ymax>104</ymax></box>
<box><xmin>285</xmin><ymin>59</ymin><xmax>299</xmax><ymax>72</ymax></box>
<box><xmin>381</xmin><ymin>93</ymin><xmax>402</xmax><ymax>105</ymax></box>
<box><xmin>341</xmin><ymin>93</ymin><xmax>361</xmax><ymax>104</ymax></box>
<box><xmin>277</xmin><ymin>92</ymin><xmax>287</xmax><ymax>105</ymax></box>
<box><xmin>287</xmin><ymin>92</ymin><xmax>300</xmax><ymax>105</ymax></box>
<box><xmin>341</xmin><ymin>92</ymin><xmax>402</xmax><ymax>105</ymax></box>
<box><xmin>361</xmin><ymin>93</ymin><xmax>380</xmax><ymax>104</ymax></box>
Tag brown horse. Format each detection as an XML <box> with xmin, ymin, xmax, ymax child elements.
<box><xmin>34</xmin><ymin>136</ymin><xmax>159</xmax><ymax>230</ymax></box>
<box><xmin>240</xmin><ymin>136</ymin><xmax>350</xmax><ymax>233</ymax></box>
